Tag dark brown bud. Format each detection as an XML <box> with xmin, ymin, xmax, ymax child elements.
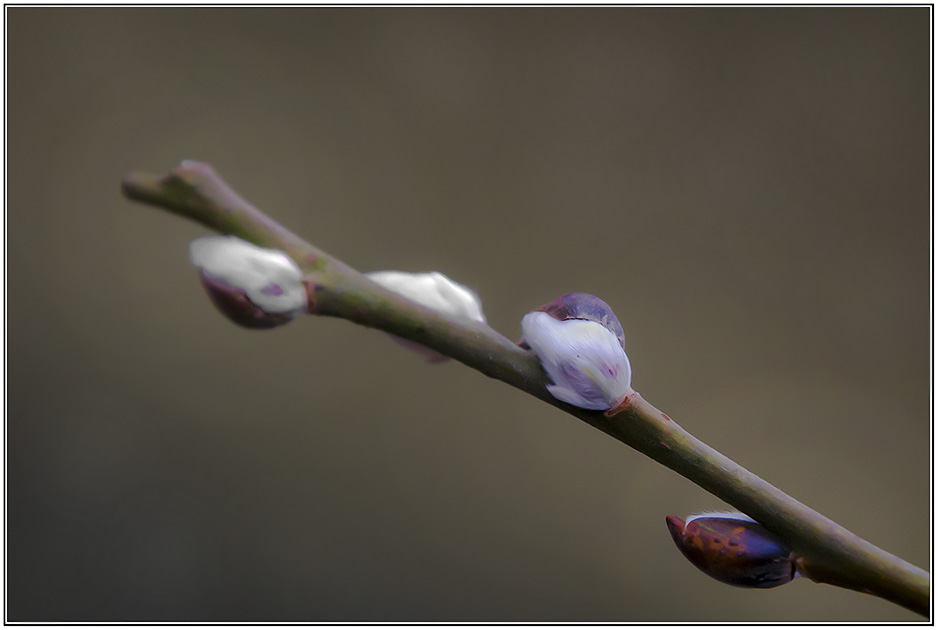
<box><xmin>666</xmin><ymin>513</ymin><xmax>798</xmax><ymax>589</ymax></box>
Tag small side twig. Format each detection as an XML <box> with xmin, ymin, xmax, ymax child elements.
<box><xmin>122</xmin><ymin>161</ymin><xmax>930</xmax><ymax>618</ymax></box>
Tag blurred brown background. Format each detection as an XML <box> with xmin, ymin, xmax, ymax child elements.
<box><xmin>7</xmin><ymin>7</ymin><xmax>930</xmax><ymax>622</ymax></box>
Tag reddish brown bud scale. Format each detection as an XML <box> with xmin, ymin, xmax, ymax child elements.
<box><xmin>199</xmin><ymin>272</ymin><xmax>294</xmax><ymax>329</ymax></box>
<box><xmin>666</xmin><ymin>514</ymin><xmax>797</xmax><ymax>589</ymax></box>
<box><xmin>603</xmin><ymin>392</ymin><xmax>636</xmax><ymax>417</ymax></box>
<box><xmin>531</xmin><ymin>292</ymin><xmax>626</xmax><ymax>349</ymax></box>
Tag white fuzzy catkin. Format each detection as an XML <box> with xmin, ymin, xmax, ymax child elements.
<box><xmin>188</xmin><ymin>235</ymin><xmax>306</xmax><ymax>315</ymax></box>
<box><xmin>520</xmin><ymin>311</ymin><xmax>632</xmax><ymax>410</ymax></box>
<box><xmin>364</xmin><ymin>270</ymin><xmax>486</xmax><ymax>362</ymax></box>
<box><xmin>365</xmin><ymin>271</ymin><xmax>486</xmax><ymax>324</ymax></box>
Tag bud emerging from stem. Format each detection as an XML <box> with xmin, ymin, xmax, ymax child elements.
<box><xmin>520</xmin><ymin>293</ymin><xmax>632</xmax><ymax>410</ymax></box>
<box><xmin>666</xmin><ymin>511</ymin><xmax>800</xmax><ymax>589</ymax></box>
<box><xmin>188</xmin><ymin>235</ymin><xmax>307</xmax><ymax>329</ymax></box>
<box><xmin>365</xmin><ymin>270</ymin><xmax>486</xmax><ymax>362</ymax></box>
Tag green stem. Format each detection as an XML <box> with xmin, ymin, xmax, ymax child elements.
<box><xmin>122</xmin><ymin>161</ymin><xmax>930</xmax><ymax>618</ymax></box>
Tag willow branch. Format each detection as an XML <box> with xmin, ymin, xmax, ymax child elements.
<box><xmin>121</xmin><ymin>161</ymin><xmax>930</xmax><ymax>618</ymax></box>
